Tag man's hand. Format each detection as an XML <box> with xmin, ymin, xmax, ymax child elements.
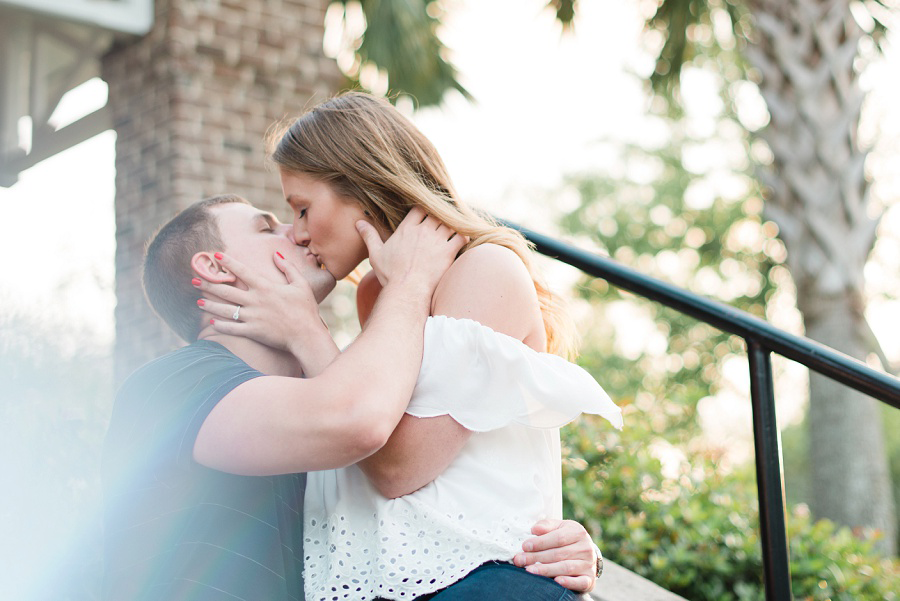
<box><xmin>357</xmin><ymin>207</ymin><xmax>466</xmax><ymax>295</ymax></box>
<box><xmin>512</xmin><ymin>519</ymin><xmax>599</xmax><ymax>593</ymax></box>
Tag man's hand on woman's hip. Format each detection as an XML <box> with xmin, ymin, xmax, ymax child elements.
<box><xmin>513</xmin><ymin>518</ymin><xmax>600</xmax><ymax>593</ymax></box>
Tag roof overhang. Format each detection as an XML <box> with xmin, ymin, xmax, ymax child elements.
<box><xmin>0</xmin><ymin>0</ymin><xmax>153</xmax><ymax>187</ymax></box>
<box><xmin>1</xmin><ymin>0</ymin><xmax>153</xmax><ymax>36</ymax></box>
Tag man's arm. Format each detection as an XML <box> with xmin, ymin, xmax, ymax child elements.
<box><xmin>193</xmin><ymin>209</ymin><xmax>466</xmax><ymax>475</ymax></box>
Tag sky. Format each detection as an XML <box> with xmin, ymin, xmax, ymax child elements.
<box><xmin>1</xmin><ymin>0</ymin><xmax>899</xmax><ymax>434</ymax></box>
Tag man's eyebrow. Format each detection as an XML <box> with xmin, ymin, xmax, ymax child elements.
<box><xmin>254</xmin><ymin>213</ymin><xmax>278</xmax><ymax>228</ymax></box>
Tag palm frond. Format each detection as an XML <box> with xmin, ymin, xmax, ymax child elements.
<box><xmin>547</xmin><ymin>0</ymin><xmax>578</xmax><ymax>30</ymax></box>
<box><xmin>647</xmin><ymin>0</ymin><xmax>707</xmax><ymax>98</ymax></box>
<box><xmin>334</xmin><ymin>0</ymin><xmax>470</xmax><ymax>108</ymax></box>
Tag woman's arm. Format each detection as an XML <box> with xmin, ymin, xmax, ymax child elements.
<box><xmin>356</xmin><ymin>243</ymin><xmax>545</xmax><ymax>497</ymax></box>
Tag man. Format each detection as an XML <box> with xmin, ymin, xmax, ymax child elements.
<box><xmin>102</xmin><ymin>195</ymin><xmax>599</xmax><ymax>601</ymax></box>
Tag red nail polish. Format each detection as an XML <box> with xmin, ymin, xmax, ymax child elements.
<box><xmin>197</xmin><ymin>299</ymin><xmax>205</xmax><ymax>307</ymax></box>
<box><xmin>276</xmin><ymin>251</ymin><xmax>285</xmax><ymax>260</ymax></box>
<box><xmin>214</xmin><ymin>252</ymin><xmax>223</xmax><ymax>260</ymax></box>
<box><xmin>210</xmin><ymin>318</ymin><xmax>215</xmax><ymax>324</ymax></box>
<box><xmin>192</xmin><ymin>278</ymin><xmax>201</xmax><ymax>287</ymax></box>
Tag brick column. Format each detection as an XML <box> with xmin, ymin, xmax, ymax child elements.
<box><xmin>102</xmin><ymin>0</ymin><xmax>342</xmax><ymax>383</ymax></box>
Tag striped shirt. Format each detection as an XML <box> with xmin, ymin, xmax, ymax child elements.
<box><xmin>102</xmin><ymin>340</ymin><xmax>306</xmax><ymax>601</ymax></box>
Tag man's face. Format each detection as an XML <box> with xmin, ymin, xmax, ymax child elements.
<box><xmin>211</xmin><ymin>202</ymin><xmax>337</xmax><ymax>302</ymax></box>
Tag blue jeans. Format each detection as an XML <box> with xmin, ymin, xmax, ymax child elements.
<box><xmin>410</xmin><ymin>561</ymin><xmax>580</xmax><ymax>601</ymax></box>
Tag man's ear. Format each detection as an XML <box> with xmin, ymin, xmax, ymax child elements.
<box><xmin>191</xmin><ymin>251</ymin><xmax>237</xmax><ymax>283</ymax></box>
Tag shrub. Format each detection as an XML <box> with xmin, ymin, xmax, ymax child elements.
<box><xmin>562</xmin><ymin>415</ymin><xmax>899</xmax><ymax>600</ymax></box>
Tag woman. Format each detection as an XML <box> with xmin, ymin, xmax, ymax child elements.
<box><xmin>212</xmin><ymin>92</ymin><xmax>622</xmax><ymax>600</ymax></box>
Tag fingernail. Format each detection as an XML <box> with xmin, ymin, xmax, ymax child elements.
<box><xmin>276</xmin><ymin>251</ymin><xmax>284</xmax><ymax>259</ymax></box>
<box><xmin>210</xmin><ymin>319</ymin><xmax>215</xmax><ymax>324</ymax></box>
<box><xmin>197</xmin><ymin>299</ymin><xmax>205</xmax><ymax>307</ymax></box>
<box><xmin>523</xmin><ymin>542</ymin><xmax>533</xmax><ymax>552</ymax></box>
<box><xmin>192</xmin><ymin>278</ymin><xmax>202</xmax><ymax>287</ymax></box>
<box><xmin>214</xmin><ymin>252</ymin><xmax>223</xmax><ymax>260</ymax></box>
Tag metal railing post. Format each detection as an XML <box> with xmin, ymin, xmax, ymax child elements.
<box><xmin>747</xmin><ymin>339</ymin><xmax>793</xmax><ymax>601</ymax></box>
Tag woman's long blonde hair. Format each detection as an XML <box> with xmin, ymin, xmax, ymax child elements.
<box><xmin>268</xmin><ymin>91</ymin><xmax>575</xmax><ymax>357</ymax></box>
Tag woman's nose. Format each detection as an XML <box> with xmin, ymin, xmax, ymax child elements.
<box><xmin>293</xmin><ymin>223</ymin><xmax>310</xmax><ymax>246</ymax></box>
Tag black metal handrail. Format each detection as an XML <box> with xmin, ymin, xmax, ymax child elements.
<box><xmin>499</xmin><ymin>219</ymin><xmax>900</xmax><ymax>601</ymax></box>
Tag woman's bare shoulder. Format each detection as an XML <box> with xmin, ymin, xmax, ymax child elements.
<box><xmin>445</xmin><ymin>243</ymin><xmax>531</xmax><ymax>282</ymax></box>
<box><xmin>432</xmin><ymin>243</ymin><xmax>542</xmax><ymax>343</ymax></box>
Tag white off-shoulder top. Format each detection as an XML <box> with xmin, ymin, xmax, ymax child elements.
<box><xmin>303</xmin><ymin>316</ymin><xmax>623</xmax><ymax>601</ymax></box>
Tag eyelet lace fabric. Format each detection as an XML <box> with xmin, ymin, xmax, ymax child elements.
<box><xmin>303</xmin><ymin>316</ymin><xmax>622</xmax><ymax>601</ymax></box>
<box><xmin>304</xmin><ymin>499</ymin><xmax>535</xmax><ymax>600</ymax></box>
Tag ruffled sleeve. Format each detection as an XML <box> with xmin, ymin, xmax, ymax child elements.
<box><xmin>407</xmin><ymin>315</ymin><xmax>623</xmax><ymax>432</ymax></box>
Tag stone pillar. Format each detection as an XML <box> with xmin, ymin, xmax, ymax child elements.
<box><xmin>102</xmin><ymin>0</ymin><xmax>341</xmax><ymax>383</ymax></box>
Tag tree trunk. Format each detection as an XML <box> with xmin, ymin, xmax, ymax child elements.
<box><xmin>798</xmin><ymin>291</ymin><xmax>896</xmax><ymax>551</ymax></box>
<box><xmin>745</xmin><ymin>0</ymin><xmax>896</xmax><ymax>554</ymax></box>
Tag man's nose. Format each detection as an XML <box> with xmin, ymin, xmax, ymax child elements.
<box><xmin>279</xmin><ymin>223</ymin><xmax>298</xmax><ymax>244</ymax></box>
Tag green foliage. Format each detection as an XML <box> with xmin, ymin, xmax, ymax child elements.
<box><xmin>330</xmin><ymin>0</ymin><xmax>578</xmax><ymax>107</ymax></box>
<box><xmin>554</xmin><ymin>82</ymin><xmax>899</xmax><ymax>594</ymax></box>
<box><xmin>547</xmin><ymin>0</ymin><xmax>577</xmax><ymax>29</ymax></box>
<box><xmin>557</xmin><ymin>123</ymin><xmax>784</xmax><ymax>446</ymax></box>
<box><xmin>561</xmin><ymin>416</ymin><xmax>900</xmax><ymax>600</ymax></box>
<box><xmin>330</xmin><ymin>0</ymin><xmax>471</xmax><ymax>107</ymax></box>
<box><xmin>644</xmin><ymin>0</ymin><xmax>751</xmax><ymax>102</ymax></box>
<box><xmin>635</xmin><ymin>0</ymin><xmax>886</xmax><ymax>109</ymax></box>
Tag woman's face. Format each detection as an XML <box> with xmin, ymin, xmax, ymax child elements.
<box><xmin>280</xmin><ymin>170</ymin><xmax>372</xmax><ymax>280</ymax></box>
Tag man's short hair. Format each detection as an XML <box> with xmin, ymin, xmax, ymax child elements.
<box><xmin>143</xmin><ymin>194</ymin><xmax>249</xmax><ymax>342</ymax></box>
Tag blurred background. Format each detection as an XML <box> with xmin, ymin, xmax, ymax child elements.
<box><xmin>1</xmin><ymin>0</ymin><xmax>898</xmax><ymax>599</ymax></box>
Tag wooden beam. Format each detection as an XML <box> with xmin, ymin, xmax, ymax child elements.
<box><xmin>0</xmin><ymin>104</ymin><xmax>110</xmax><ymax>187</ymax></box>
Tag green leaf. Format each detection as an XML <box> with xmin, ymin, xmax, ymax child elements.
<box><xmin>334</xmin><ymin>0</ymin><xmax>471</xmax><ymax>107</ymax></box>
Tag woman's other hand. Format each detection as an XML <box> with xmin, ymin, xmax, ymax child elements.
<box><xmin>357</xmin><ymin>207</ymin><xmax>466</xmax><ymax>294</ymax></box>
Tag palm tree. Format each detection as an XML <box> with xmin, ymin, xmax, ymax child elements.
<box><xmin>330</xmin><ymin>0</ymin><xmax>897</xmax><ymax>554</ymax></box>
<box><xmin>737</xmin><ymin>0</ymin><xmax>896</xmax><ymax>555</ymax></box>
